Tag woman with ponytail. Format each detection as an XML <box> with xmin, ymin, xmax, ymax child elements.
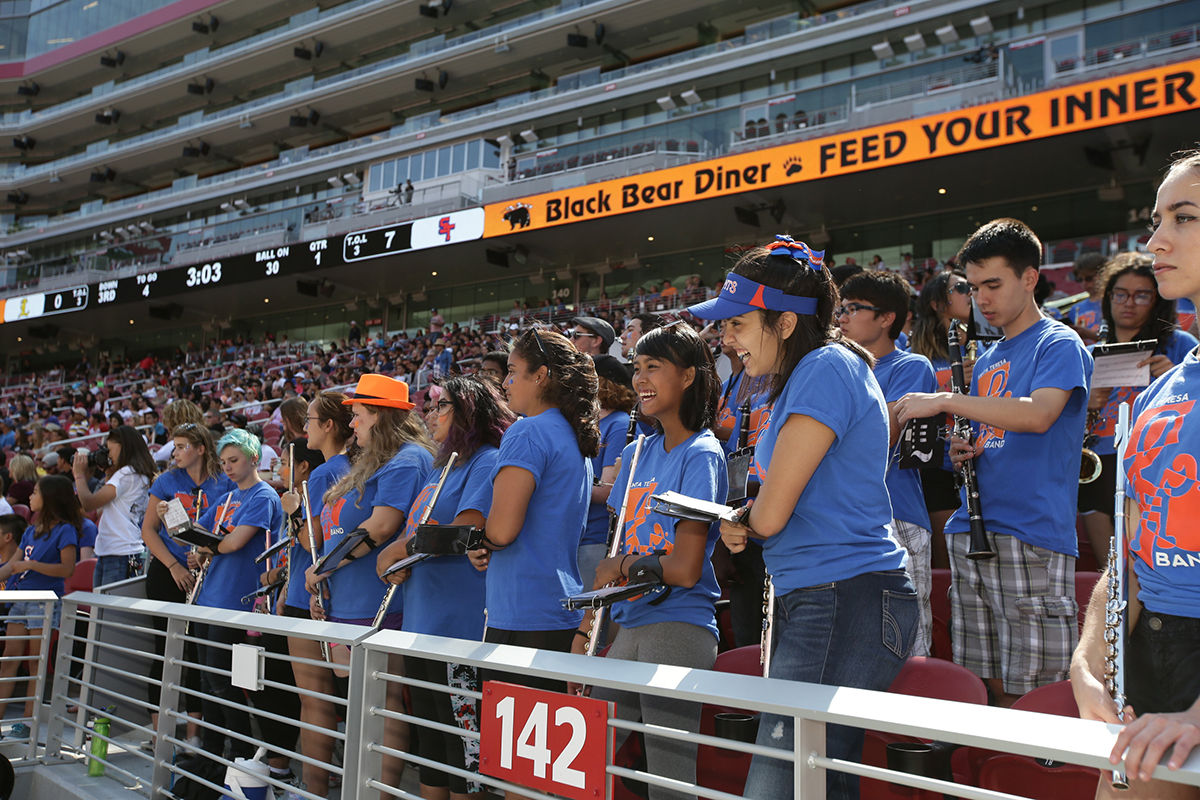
<box><xmin>305</xmin><ymin>375</ymin><xmax>435</xmax><ymax>792</ymax></box>
<box><xmin>469</xmin><ymin>328</ymin><xmax>599</xmax><ymax>691</ymax></box>
<box><xmin>283</xmin><ymin>392</ymin><xmax>353</xmax><ymax>800</ymax></box>
<box><xmin>690</xmin><ymin>236</ymin><xmax>918</xmax><ymax>800</ymax></box>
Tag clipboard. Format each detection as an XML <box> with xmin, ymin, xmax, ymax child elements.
<box><xmin>561</xmin><ymin>579</ymin><xmax>663</xmax><ymax>610</ymax></box>
<box><xmin>312</xmin><ymin>529</ymin><xmax>371</xmax><ymax>575</ymax></box>
<box><xmin>411</xmin><ymin>524</ymin><xmax>483</xmax><ymax>556</ymax></box>
<box><xmin>898</xmin><ymin>415</ymin><xmax>942</xmax><ymax>469</ymax></box>
<box><xmin>164</xmin><ymin>497</ymin><xmax>225</xmax><ymax>549</ymax></box>
<box><xmin>649</xmin><ymin>491</ymin><xmax>741</xmax><ymax>524</ymax></box>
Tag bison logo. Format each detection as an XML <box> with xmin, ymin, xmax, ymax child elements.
<box><xmin>502</xmin><ymin>203</ymin><xmax>533</xmax><ymax>229</ymax></box>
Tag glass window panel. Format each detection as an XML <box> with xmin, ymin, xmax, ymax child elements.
<box><xmin>452</xmin><ymin>142</ymin><xmax>466</xmax><ymax>173</ymax></box>
<box><xmin>483</xmin><ymin>140</ymin><xmax>500</xmax><ymax>168</ymax></box>
<box><xmin>394</xmin><ymin>155</ymin><xmax>408</xmax><ymax>182</ymax></box>
<box><xmin>368</xmin><ymin>163</ymin><xmax>382</xmax><ymax>193</ymax></box>
<box><xmin>466</xmin><ymin>139</ymin><xmax>480</xmax><ymax>169</ymax></box>
<box><xmin>381</xmin><ymin>159</ymin><xmax>395</xmax><ymax>191</ymax></box>
<box><xmin>437</xmin><ymin>146</ymin><xmax>451</xmax><ymax>177</ymax></box>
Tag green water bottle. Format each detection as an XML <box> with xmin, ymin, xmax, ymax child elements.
<box><xmin>88</xmin><ymin>706</ymin><xmax>115</xmax><ymax>777</ymax></box>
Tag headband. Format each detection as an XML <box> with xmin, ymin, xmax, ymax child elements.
<box><xmin>764</xmin><ymin>234</ymin><xmax>825</xmax><ymax>270</ymax></box>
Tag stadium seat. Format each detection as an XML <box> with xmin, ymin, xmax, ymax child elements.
<box><xmin>696</xmin><ymin>646</ymin><xmax>763</xmax><ymax>796</ymax></box>
<box><xmin>11</xmin><ymin>504</ymin><xmax>30</xmax><ymax>522</ymax></box>
<box><xmin>861</xmin><ymin>658</ymin><xmax>987</xmax><ymax>800</ymax></box>
<box><xmin>65</xmin><ymin>558</ymin><xmax>96</xmax><ymax>596</ymax></box>
<box><xmin>929</xmin><ymin>568</ymin><xmax>951</xmax><ymax>631</ymax></box>
<box><xmin>977</xmin><ymin>754</ymin><xmax>1098</xmax><ymax>799</ymax></box>
<box><xmin>263</xmin><ymin>423</ymin><xmax>283</xmax><ymax>448</ymax></box>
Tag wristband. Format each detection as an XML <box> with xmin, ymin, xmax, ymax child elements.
<box><xmin>361</xmin><ymin>536</ymin><xmax>380</xmax><ymax>552</ymax></box>
<box><xmin>619</xmin><ymin>553</ymin><xmax>633</xmax><ymax>578</ymax></box>
<box><xmin>574</xmin><ymin>629</ymin><xmax>590</xmax><ymax>640</ymax></box>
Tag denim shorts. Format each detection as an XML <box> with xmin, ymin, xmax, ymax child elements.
<box><xmin>8</xmin><ymin>599</ymin><xmax>61</xmax><ymax>630</ymax></box>
<box><xmin>1125</xmin><ymin>610</ymin><xmax>1200</xmax><ymax>716</ymax></box>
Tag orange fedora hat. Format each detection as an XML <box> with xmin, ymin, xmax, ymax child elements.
<box><xmin>342</xmin><ymin>373</ymin><xmax>416</xmax><ymax>410</ymax></box>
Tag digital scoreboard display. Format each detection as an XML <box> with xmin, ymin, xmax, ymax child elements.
<box><xmin>3</xmin><ymin>207</ymin><xmax>486</xmax><ymax>327</ymax></box>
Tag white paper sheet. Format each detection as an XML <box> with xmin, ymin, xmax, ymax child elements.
<box><xmin>1092</xmin><ymin>351</ymin><xmax>1151</xmax><ymax>388</ymax></box>
<box><xmin>163</xmin><ymin>497</ymin><xmax>192</xmax><ymax>529</ymax></box>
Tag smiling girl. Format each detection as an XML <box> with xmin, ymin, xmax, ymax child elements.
<box><xmin>572</xmin><ymin>322</ymin><xmax>727</xmax><ymax>800</ymax></box>
<box><xmin>689</xmin><ymin>235</ymin><xmax>917</xmax><ymax>800</ymax></box>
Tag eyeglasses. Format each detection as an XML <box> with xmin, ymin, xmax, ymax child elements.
<box><xmin>949</xmin><ymin>283</ymin><xmax>973</xmax><ymax>296</ymax></box>
<box><xmin>835</xmin><ymin>303</ymin><xmax>882</xmax><ymax>318</ymax></box>
<box><xmin>305</xmin><ymin>416</ymin><xmax>322</xmax><ymax>422</ymax></box>
<box><xmin>1111</xmin><ymin>289</ymin><xmax>1155</xmax><ymax>306</ymax></box>
<box><xmin>434</xmin><ymin>399</ymin><xmax>454</xmax><ymax>415</ymax></box>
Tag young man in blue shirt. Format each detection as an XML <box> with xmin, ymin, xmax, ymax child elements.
<box><xmin>840</xmin><ymin>270</ymin><xmax>938</xmax><ymax>656</ymax></box>
<box><xmin>897</xmin><ymin>218</ymin><xmax>1093</xmax><ymax>706</ymax></box>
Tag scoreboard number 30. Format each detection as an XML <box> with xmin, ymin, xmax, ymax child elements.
<box><xmin>479</xmin><ymin>681</ymin><xmax>612</xmax><ymax>800</ymax></box>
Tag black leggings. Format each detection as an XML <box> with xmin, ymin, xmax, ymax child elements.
<box><xmin>406</xmin><ymin>656</ymin><xmax>480</xmax><ymax>794</ymax></box>
<box><xmin>144</xmin><ymin>558</ymin><xmax>203</xmax><ymax>714</ymax></box>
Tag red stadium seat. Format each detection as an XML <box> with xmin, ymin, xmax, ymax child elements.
<box><xmin>696</xmin><ymin>646</ymin><xmax>764</xmax><ymax>797</ymax></box>
<box><xmin>861</xmin><ymin>658</ymin><xmax>987</xmax><ymax>800</ymax></box>
<box><xmin>65</xmin><ymin>557</ymin><xmax>96</xmax><ymax>596</ymax></box>
<box><xmin>930</xmin><ymin>569</ymin><xmax>951</xmax><ymax>629</ymax></box>
<box><xmin>962</xmin><ymin>681</ymin><xmax>1089</xmax><ymax>783</ymax></box>
<box><xmin>11</xmin><ymin>504</ymin><xmax>30</xmax><ymax>522</ymax></box>
<box><xmin>977</xmin><ymin>754</ymin><xmax>1098</xmax><ymax>799</ymax></box>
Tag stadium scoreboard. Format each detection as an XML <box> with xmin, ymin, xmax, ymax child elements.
<box><xmin>3</xmin><ymin>208</ymin><xmax>486</xmax><ymax>326</ymax></box>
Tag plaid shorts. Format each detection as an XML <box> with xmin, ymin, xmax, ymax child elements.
<box><xmin>949</xmin><ymin>531</ymin><xmax>1077</xmax><ymax>695</ymax></box>
<box><xmin>893</xmin><ymin>519</ymin><xmax>932</xmax><ymax>657</ymax></box>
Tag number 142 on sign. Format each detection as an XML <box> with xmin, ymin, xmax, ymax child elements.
<box><xmin>480</xmin><ymin>681</ymin><xmax>613</xmax><ymax>800</ymax></box>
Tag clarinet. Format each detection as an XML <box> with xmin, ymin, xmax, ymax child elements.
<box><xmin>948</xmin><ymin>322</ymin><xmax>995</xmax><ymax>560</ymax></box>
<box><xmin>1104</xmin><ymin>403</ymin><xmax>1132</xmax><ymax>791</ymax></box>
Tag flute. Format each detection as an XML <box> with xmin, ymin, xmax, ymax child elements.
<box><xmin>372</xmin><ymin>452</ymin><xmax>459</xmax><ymax>628</ymax></box>
<box><xmin>301</xmin><ymin>480</ymin><xmax>331</xmax><ymax>662</ymax></box>
<box><xmin>1105</xmin><ymin>403</ymin><xmax>1132</xmax><ymax>790</ymax></box>
<box><xmin>586</xmin><ymin>435</ymin><xmax>646</xmax><ymax>658</ymax></box>
<box><xmin>948</xmin><ymin>321</ymin><xmax>994</xmax><ymax>560</ymax></box>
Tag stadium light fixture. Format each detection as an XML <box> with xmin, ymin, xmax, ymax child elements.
<box><xmin>904</xmin><ymin>32</ymin><xmax>927</xmax><ymax>51</ymax></box>
<box><xmin>520</xmin><ymin>129</ymin><xmax>538</xmax><ymax>143</ymax></box>
<box><xmin>681</xmin><ymin>89</ymin><xmax>702</xmax><ymax>105</ymax></box>
<box><xmin>872</xmin><ymin>41</ymin><xmax>895</xmax><ymax>60</ymax></box>
<box><xmin>936</xmin><ymin>24</ymin><xmax>959</xmax><ymax>44</ymax></box>
<box><xmin>656</xmin><ymin>95</ymin><xmax>677</xmax><ymax>111</ymax></box>
<box><xmin>970</xmin><ymin>15</ymin><xmax>993</xmax><ymax>35</ymax></box>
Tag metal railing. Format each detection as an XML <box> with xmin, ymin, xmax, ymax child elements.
<box><xmin>852</xmin><ymin>58</ymin><xmax>1001</xmax><ymax>109</ymax></box>
<box><xmin>30</xmin><ymin>591</ymin><xmax>1200</xmax><ymax>800</ymax></box>
<box><xmin>1054</xmin><ymin>23</ymin><xmax>1200</xmax><ymax>75</ymax></box>
<box><xmin>0</xmin><ymin>591</ymin><xmax>56</xmax><ymax>767</ymax></box>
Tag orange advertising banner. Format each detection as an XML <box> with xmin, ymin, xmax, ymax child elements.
<box><xmin>483</xmin><ymin>57</ymin><xmax>1199</xmax><ymax>237</ymax></box>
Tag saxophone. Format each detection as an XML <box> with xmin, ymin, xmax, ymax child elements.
<box><xmin>1103</xmin><ymin>402</ymin><xmax>1131</xmax><ymax>791</ymax></box>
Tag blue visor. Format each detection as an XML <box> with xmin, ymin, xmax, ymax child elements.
<box><xmin>688</xmin><ymin>275</ymin><xmax>818</xmax><ymax>320</ymax></box>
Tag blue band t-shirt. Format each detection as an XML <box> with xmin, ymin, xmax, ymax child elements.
<box><xmin>944</xmin><ymin>317</ymin><xmax>1093</xmax><ymax>554</ymax></box>
<box><xmin>486</xmin><ymin>408</ymin><xmax>591</xmax><ymax>631</ymax></box>
<box><xmin>403</xmin><ymin>446</ymin><xmax>497</xmax><ymax>640</ymax></box>
<box><xmin>149</xmin><ymin>469</ymin><xmax>236</xmax><ymax>563</ymax></box>
<box><xmin>12</xmin><ymin>522</ymin><xmax>78</xmax><ymax>595</ymax></box>
<box><xmin>1123</xmin><ymin>350</ymin><xmax>1200</xmax><ymax>617</ymax></box>
<box><xmin>195</xmin><ymin>481</ymin><xmax>284</xmax><ymax>612</ymax></box>
<box><xmin>607</xmin><ymin>430</ymin><xmax>727</xmax><ymax>636</ymax></box>
<box><xmin>286</xmin><ymin>454</ymin><xmax>350</xmax><ymax>611</ymax></box>
<box><xmin>873</xmin><ymin>348</ymin><xmax>936</xmax><ymax>529</ymax></box>
<box><xmin>753</xmin><ymin>344</ymin><xmax>907</xmax><ymax>594</ymax></box>
<box><xmin>320</xmin><ymin>444</ymin><xmax>432</xmax><ymax>620</ymax></box>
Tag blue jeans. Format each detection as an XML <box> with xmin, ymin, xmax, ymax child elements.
<box><xmin>93</xmin><ymin>554</ymin><xmax>143</xmax><ymax>589</ymax></box>
<box><xmin>744</xmin><ymin>569</ymin><xmax>919</xmax><ymax>800</ymax></box>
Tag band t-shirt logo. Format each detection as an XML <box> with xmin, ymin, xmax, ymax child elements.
<box><xmin>1124</xmin><ymin>352</ymin><xmax>1200</xmax><ymax>615</ymax></box>
<box><xmin>975</xmin><ymin>360</ymin><xmax>1012</xmax><ymax>451</ymax></box>
<box><xmin>621</xmin><ymin>482</ymin><xmax>666</xmax><ymax>554</ymax></box>
<box><xmin>1069</xmin><ymin>298</ymin><xmax>1102</xmax><ymax>331</ymax></box>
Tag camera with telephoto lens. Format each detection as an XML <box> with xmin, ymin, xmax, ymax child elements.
<box><xmin>87</xmin><ymin>447</ymin><xmax>111</xmax><ymax>470</ymax></box>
